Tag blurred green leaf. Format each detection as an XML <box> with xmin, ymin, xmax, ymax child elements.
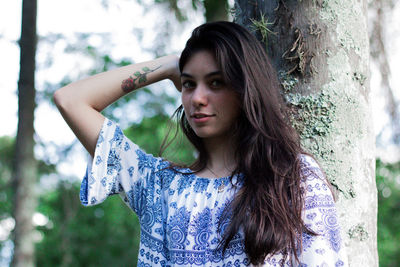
<box><xmin>124</xmin><ymin>113</ymin><xmax>195</xmax><ymax>165</ymax></box>
<box><xmin>35</xmin><ymin>182</ymin><xmax>140</xmax><ymax>267</ymax></box>
<box><xmin>376</xmin><ymin>159</ymin><xmax>400</xmax><ymax>266</ymax></box>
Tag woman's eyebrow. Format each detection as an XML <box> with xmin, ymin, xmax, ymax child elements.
<box><xmin>205</xmin><ymin>71</ymin><xmax>222</xmax><ymax>78</ymax></box>
<box><xmin>180</xmin><ymin>73</ymin><xmax>193</xmax><ymax>78</ymax></box>
<box><xmin>181</xmin><ymin>71</ymin><xmax>222</xmax><ymax>78</ymax></box>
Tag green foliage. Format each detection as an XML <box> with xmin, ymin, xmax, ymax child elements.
<box><xmin>153</xmin><ymin>0</ymin><xmax>229</xmax><ymax>22</ymax></box>
<box><xmin>124</xmin><ymin>114</ymin><xmax>195</xmax><ymax>165</ymax></box>
<box><xmin>0</xmin><ymin>137</ymin><xmax>14</xmax><ymax>218</ymax></box>
<box><xmin>0</xmin><ymin>135</ymin><xmax>56</xmax><ymax>216</ymax></box>
<box><xmin>376</xmin><ymin>159</ymin><xmax>400</xmax><ymax>266</ymax></box>
<box><xmin>35</xmin><ymin>182</ymin><xmax>140</xmax><ymax>267</ymax></box>
<box><xmin>0</xmin><ymin>136</ymin><xmax>56</xmax><ymax>257</ymax></box>
<box><xmin>203</xmin><ymin>0</ymin><xmax>229</xmax><ymax>22</ymax></box>
<box><xmin>0</xmin><ymin>137</ymin><xmax>15</xmax><ymax>255</ymax></box>
<box><xmin>250</xmin><ymin>12</ymin><xmax>276</xmax><ymax>50</ymax></box>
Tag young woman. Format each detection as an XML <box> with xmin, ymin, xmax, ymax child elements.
<box><xmin>54</xmin><ymin>21</ymin><xmax>347</xmax><ymax>266</ymax></box>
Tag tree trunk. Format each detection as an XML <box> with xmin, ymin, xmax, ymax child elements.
<box><xmin>235</xmin><ymin>0</ymin><xmax>377</xmax><ymax>266</ymax></box>
<box><xmin>11</xmin><ymin>0</ymin><xmax>38</xmax><ymax>266</ymax></box>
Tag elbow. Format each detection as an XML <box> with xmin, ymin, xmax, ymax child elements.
<box><xmin>53</xmin><ymin>86</ymin><xmax>79</xmax><ymax>113</ymax></box>
<box><xmin>53</xmin><ymin>85</ymin><xmax>100</xmax><ymax>112</ymax></box>
<box><xmin>53</xmin><ymin>88</ymin><xmax>68</xmax><ymax>111</ymax></box>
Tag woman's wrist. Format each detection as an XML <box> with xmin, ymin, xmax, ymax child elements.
<box><xmin>159</xmin><ymin>54</ymin><xmax>181</xmax><ymax>91</ymax></box>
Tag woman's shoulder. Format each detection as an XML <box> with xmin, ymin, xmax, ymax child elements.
<box><xmin>297</xmin><ymin>154</ymin><xmax>336</xmax><ymax>207</ymax></box>
<box><xmin>298</xmin><ymin>154</ymin><xmax>326</xmax><ymax>181</ymax></box>
<box><xmin>297</xmin><ymin>153</ymin><xmax>335</xmax><ymax>198</ymax></box>
<box><xmin>297</xmin><ymin>155</ymin><xmax>346</xmax><ymax>266</ymax></box>
<box><xmin>298</xmin><ymin>153</ymin><xmax>321</xmax><ymax>169</ymax></box>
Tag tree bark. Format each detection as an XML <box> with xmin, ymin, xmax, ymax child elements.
<box><xmin>11</xmin><ymin>0</ymin><xmax>38</xmax><ymax>266</ymax></box>
<box><xmin>235</xmin><ymin>0</ymin><xmax>377</xmax><ymax>266</ymax></box>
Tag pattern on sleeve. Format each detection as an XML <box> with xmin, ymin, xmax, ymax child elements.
<box><xmin>79</xmin><ymin>118</ymin><xmax>161</xmax><ymax>217</ymax></box>
<box><xmin>297</xmin><ymin>155</ymin><xmax>348</xmax><ymax>266</ymax></box>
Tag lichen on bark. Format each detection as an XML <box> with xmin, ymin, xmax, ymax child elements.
<box><xmin>348</xmin><ymin>223</ymin><xmax>369</xmax><ymax>241</ymax></box>
<box><xmin>285</xmin><ymin>90</ymin><xmax>336</xmax><ymax>138</ymax></box>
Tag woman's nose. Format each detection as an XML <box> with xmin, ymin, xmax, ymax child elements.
<box><xmin>191</xmin><ymin>84</ymin><xmax>208</xmax><ymax>107</ymax></box>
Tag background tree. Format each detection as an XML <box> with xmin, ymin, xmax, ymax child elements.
<box><xmin>11</xmin><ymin>0</ymin><xmax>38</xmax><ymax>266</ymax></box>
<box><xmin>369</xmin><ymin>0</ymin><xmax>400</xmax><ymax>145</ymax></box>
<box><xmin>234</xmin><ymin>0</ymin><xmax>377</xmax><ymax>266</ymax></box>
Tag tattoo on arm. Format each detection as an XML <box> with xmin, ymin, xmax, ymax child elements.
<box><xmin>121</xmin><ymin>65</ymin><xmax>161</xmax><ymax>92</ymax></box>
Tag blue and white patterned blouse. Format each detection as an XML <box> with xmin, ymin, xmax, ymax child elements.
<box><xmin>80</xmin><ymin>118</ymin><xmax>348</xmax><ymax>266</ymax></box>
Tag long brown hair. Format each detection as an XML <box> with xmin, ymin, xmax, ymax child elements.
<box><xmin>165</xmin><ymin>21</ymin><xmax>313</xmax><ymax>265</ymax></box>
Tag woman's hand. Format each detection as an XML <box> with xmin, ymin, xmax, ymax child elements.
<box><xmin>164</xmin><ymin>55</ymin><xmax>182</xmax><ymax>91</ymax></box>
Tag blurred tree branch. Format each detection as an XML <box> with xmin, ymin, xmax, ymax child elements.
<box><xmin>369</xmin><ymin>0</ymin><xmax>400</xmax><ymax>144</ymax></box>
<box><xmin>11</xmin><ymin>0</ymin><xmax>38</xmax><ymax>266</ymax></box>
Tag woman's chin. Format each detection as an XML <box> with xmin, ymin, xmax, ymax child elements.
<box><xmin>192</xmin><ymin>129</ymin><xmax>214</xmax><ymax>139</ymax></box>
<box><xmin>193</xmin><ymin>131</ymin><xmax>211</xmax><ymax>139</ymax></box>
<box><xmin>193</xmin><ymin>129</ymin><xmax>228</xmax><ymax>141</ymax></box>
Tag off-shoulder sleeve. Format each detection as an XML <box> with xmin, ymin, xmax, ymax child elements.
<box><xmin>79</xmin><ymin>118</ymin><xmax>160</xmax><ymax>215</ymax></box>
<box><xmin>297</xmin><ymin>155</ymin><xmax>348</xmax><ymax>266</ymax></box>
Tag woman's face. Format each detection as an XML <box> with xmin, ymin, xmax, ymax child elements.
<box><xmin>181</xmin><ymin>50</ymin><xmax>241</xmax><ymax>140</ymax></box>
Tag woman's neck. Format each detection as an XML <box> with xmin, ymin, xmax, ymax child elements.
<box><xmin>201</xmin><ymin>136</ymin><xmax>237</xmax><ymax>178</ymax></box>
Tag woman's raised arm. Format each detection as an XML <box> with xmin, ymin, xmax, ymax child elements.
<box><xmin>53</xmin><ymin>55</ymin><xmax>180</xmax><ymax>157</ymax></box>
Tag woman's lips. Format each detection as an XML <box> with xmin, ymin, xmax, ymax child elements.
<box><xmin>191</xmin><ymin>113</ymin><xmax>215</xmax><ymax>123</ymax></box>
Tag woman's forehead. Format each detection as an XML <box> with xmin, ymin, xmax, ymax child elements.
<box><xmin>181</xmin><ymin>51</ymin><xmax>221</xmax><ymax>76</ymax></box>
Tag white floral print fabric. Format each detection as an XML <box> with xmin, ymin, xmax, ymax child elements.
<box><xmin>80</xmin><ymin>118</ymin><xmax>348</xmax><ymax>266</ymax></box>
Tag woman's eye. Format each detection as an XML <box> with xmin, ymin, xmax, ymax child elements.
<box><xmin>182</xmin><ymin>80</ymin><xmax>195</xmax><ymax>89</ymax></box>
<box><xmin>210</xmin><ymin>79</ymin><xmax>224</xmax><ymax>88</ymax></box>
